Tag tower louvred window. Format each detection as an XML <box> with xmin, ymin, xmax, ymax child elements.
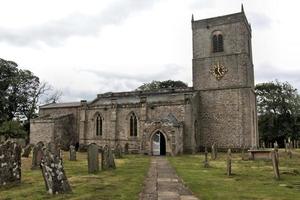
<box><xmin>212</xmin><ymin>31</ymin><xmax>224</xmax><ymax>52</ymax></box>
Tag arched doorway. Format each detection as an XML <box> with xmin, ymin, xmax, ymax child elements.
<box><xmin>152</xmin><ymin>131</ymin><xmax>166</xmax><ymax>156</ymax></box>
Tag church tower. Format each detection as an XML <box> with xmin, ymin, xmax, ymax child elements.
<box><xmin>192</xmin><ymin>7</ymin><xmax>258</xmax><ymax>149</ymax></box>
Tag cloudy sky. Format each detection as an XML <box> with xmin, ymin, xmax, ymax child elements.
<box><xmin>1</xmin><ymin>0</ymin><xmax>299</xmax><ymax>101</ymax></box>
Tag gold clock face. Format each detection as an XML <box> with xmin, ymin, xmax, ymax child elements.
<box><xmin>209</xmin><ymin>62</ymin><xmax>228</xmax><ymax>80</ymax></box>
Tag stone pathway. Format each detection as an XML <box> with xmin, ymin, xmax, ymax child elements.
<box><xmin>139</xmin><ymin>157</ymin><xmax>199</xmax><ymax>200</ymax></box>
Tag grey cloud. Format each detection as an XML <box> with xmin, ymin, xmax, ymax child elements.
<box><xmin>248</xmin><ymin>12</ymin><xmax>272</xmax><ymax>30</ymax></box>
<box><xmin>59</xmin><ymin>63</ymin><xmax>184</xmax><ymax>101</ymax></box>
<box><xmin>0</xmin><ymin>0</ymin><xmax>157</xmax><ymax>47</ymax></box>
<box><xmin>255</xmin><ymin>63</ymin><xmax>300</xmax><ymax>90</ymax></box>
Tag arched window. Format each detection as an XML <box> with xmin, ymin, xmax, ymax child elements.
<box><xmin>212</xmin><ymin>31</ymin><xmax>223</xmax><ymax>53</ymax></box>
<box><xmin>96</xmin><ymin>114</ymin><xmax>103</xmax><ymax>136</ymax></box>
<box><xmin>129</xmin><ymin>113</ymin><xmax>138</xmax><ymax>136</ymax></box>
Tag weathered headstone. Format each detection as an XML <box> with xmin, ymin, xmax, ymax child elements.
<box><xmin>287</xmin><ymin>142</ymin><xmax>292</xmax><ymax>159</ymax></box>
<box><xmin>102</xmin><ymin>145</ymin><xmax>116</xmax><ymax>170</ymax></box>
<box><xmin>87</xmin><ymin>143</ymin><xmax>99</xmax><ymax>173</ymax></box>
<box><xmin>31</xmin><ymin>141</ymin><xmax>44</xmax><ymax>169</ymax></box>
<box><xmin>22</xmin><ymin>144</ymin><xmax>33</xmax><ymax>157</ymax></box>
<box><xmin>124</xmin><ymin>143</ymin><xmax>129</xmax><ymax>154</ymax></box>
<box><xmin>211</xmin><ymin>143</ymin><xmax>217</xmax><ymax>160</ymax></box>
<box><xmin>241</xmin><ymin>146</ymin><xmax>246</xmax><ymax>161</ymax></box>
<box><xmin>40</xmin><ymin>142</ymin><xmax>72</xmax><ymax>194</ymax></box>
<box><xmin>262</xmin><ymin>141</ymin><xmax>266</xmax><ymax>149</ymax></box>
<box><xmin>114</xmin><ymin>144</ymin><xmax>123</xmax><ymax>159</ymax></box>
<box><xmin>227</xmin><ymin>148</ymin><xmax>232</xmax><ymax>176</ymax></box>
<box><xmin>0</xmin><ymin>141</ymin><xmax>22</xmax><ymax>186</ymax></box>
<box><xmin>284</xmin><ymin>140</ymin><xmax>287</xmax><ymax>152</ymax></box>
<box><xmin>69</xmin><ymin>145</ymin><xmax>76</xmax><ymax>161</ymax></box>
<box><xmin>203</xmin><ymin>147</ymin><xmax>209</xmax><ymax>168</ymax></box>
<box><xmin>274</xmin><ymin>142</ymin><xmax>278</xmax><ymax>152</ymax></box>
<box><xmin>271</xmin><ymin>150</ymin><xmax>280</xmax><ymax>180</ymax></box>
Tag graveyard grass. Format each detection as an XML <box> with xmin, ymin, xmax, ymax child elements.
<box><xmin>168</xmin><ymin>149</ymin><xmax>300</xmax><ymax>200</ymax></box>
<box><xmin>0</xmin><ymin>153</ymin><xmax>150</xmax><ymax>200</ymax></box>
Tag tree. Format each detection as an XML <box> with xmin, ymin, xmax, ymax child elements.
<box><xmin>0</xmin><ymin>57</ymin><xmax>62</xmax><ymax>140</ymax></box>
<box><xmin>256</xmin><ymin>80</ymin><xmax>300</xmax><ymax>146</ymax></box>
<box><xmin>0</xmin><ymin>120</ymin><xmax>27</xmax><ymax>139</ymax></box>
<box><xmin>136</xmin><ymin>80</ymin><xmax>188</xmax><ymax>91</ymax></box>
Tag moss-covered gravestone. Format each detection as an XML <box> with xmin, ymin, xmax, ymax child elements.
<box><xmin>31</xmin><ymin>141</ymin><xmax>44</xmax><ymax>169</ymax></box>
<box><xmin>69</xmin><ymin>145</ymin><xmax>76</xmax><ymax>161</ymax></box>
<box><xmin>102</xmin><ymin>145</ymin><xmax>116</xmax><ymax>170</ymax></box>
<box><xmin>22</xmin><ymin>144</ymin><xmax>33</xmax><ymax>158</ymax></box>
<box><xmin>40</xmin><ymin>142</ymin><xmax>72</xmax><ymax>194</ymax></box>
<box><xmin>87</xmin><ymin>143</ymin><xmax>99</xmax><ymax>173</ymax></box>
<box><xmin>114</xmin><ymin>144</ymin><xmax>123</xmax><ymax>159</ymax></box>
<box><xmin>0</xmin><ymin>141</ymin><xmax>22</xmax><ymax>186</ymax></box>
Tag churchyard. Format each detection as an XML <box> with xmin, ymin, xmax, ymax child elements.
<box><xmin>0</xmin><ymin>142</ymin><xmax>299</xmax><ymax>200</ymax></box>
<box><xmin>169</xmin><ymin>149</ymin><xmax>300</xmax><ymax>200</ymax></box>
<box><xmin>0</xmin><ymin>145</ymin><xmax>150</xmax><ymax>200</ymax></box>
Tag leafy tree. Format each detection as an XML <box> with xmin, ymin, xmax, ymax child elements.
<box><xmin>0</xmin><ymin>58</ymin><xmax>62</xmax><ymax>140</ymax></box>
<box><xmin>136</xmin><ymin>80</ymin><xmax>188</xmax><ymax>91</ymax></box>
<box><xmin>256</xmin><ymin>80</ymin><xmax>300</xmax><ymax>146</ymax></box>
<box><xmin>0</xmin><ymin>120</ymin><xmax>27</xmax><ymax>140</ymax></box>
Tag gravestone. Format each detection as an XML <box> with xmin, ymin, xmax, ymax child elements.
<box><xmin>287</xmin><ymin>142</ymin><xmax>292</xmax><ymax>158</ymax></box>
<box><xmin>211</xmin><ymin>143</ymin><xmax>217</xmax><ymax>160</ymax></box>
<box><xmin>241</xmin><ymin>146</ymin><xmax>246</xmax><ymax>161</ymax></box>
<box><xmin>124</xmin><ymin>143</ymin><xmax>129</xmax><ymax>154</ymax></box>
<box><xmin>284</xmin><ymin>140</ymin><xmax>287</xmax><ymax>152</ymax></box>
<box><xmin>0</xmin><ymin>141</ymin><xmax>22</xmax><ymax>186</ymax></box>
<box><xmin>102</xmin><ymin>145</ymin><xmax>116</xmax><ymax>170</ymax></box>
<box><xmin>22</xmin><ymin>144</ymin><xmax>33</xmax><ymax>157</ymax></box>
<box><xmin>114</xmin><ymin>144</ymin><xmax>123</xmax><ymax>159</ymax></box>
<box><xmin>262</xmin><ymin>141</ymin><xmax>266</xmax><ymax>149</ymax></box>
<box><xmin>69</xmin><ymin>145</ymin><xmax>76</xmax><ymax>161</ymax></box>
<box><xmin>203</xmin><ymin>147</ymin><xmax>209</xmax><ymax>168</ymax></box>
<box><xmin>271</xmin><ymin>150</ymin><xmax>280</xmax><ymax>180</ymax></box>
<box><xmin>274</xmin><ymin>142</ymin><xmax>279</xmax><ymax>152</ymax></box>
<box><xmin>31</xmin><ymin>141</ymin><xmax>44</xmax><ymax>169</ymax></box>
<box><xmin>227</xmin><ymin>149</ymin><xmax>232</xmax><ymax>176</ymax></box>
<box><xmin>40</xmin><ymin>142</ymin><xmax>72</xmax><ymax>194</ymax></box>
<box><xmin>87</xmin><ymin>143</ymin><xmax>99</xmax><ymax>173</ymax></box>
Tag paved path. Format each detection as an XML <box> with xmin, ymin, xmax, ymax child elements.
<box><xmin>139</xmin><ymin>157</ymin><xmax>199</xmax><ymax>200</ymax></box>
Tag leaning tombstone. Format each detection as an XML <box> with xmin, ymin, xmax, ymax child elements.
<box><xmin>114</xmin><ymin>144</ymin><xmax>123</xmax><ymax>159</ymax></box>
<box><xmin>31</xmin><ymin>141</ymin><xmax>44</xmax><ymax>169</ymax></box>
<box><xmin>102</xmin><ymin>145</ymin><xmax>116</xmax><ymax>170</ymax></box>
<box><xmin>227</xmin><ymin>149</ymin><xmax>232</xmax><ymax>176</ymax></box>
<box><xmin>40</xmin><ymin>142</ymin><xmax>72</xmax><ymax>194</ymax></box>
<box><xmin>271</xmin><ymin>150</ymin><xmax>280</xmax><ymax>180</ymax></box>
<box><xmin>0</xmin><ymin>141</ymin><xmax>22</xmax><ymax>186</ymax></box>
<box><xmin>69</xmin><ymin>145</ymin><xmax>76</xmax><ymax>161</ymax></box>
<box><xmin>203</xmin><ymin>147</ymin><xmax>209</xmax><ymax>168</ymax></box>
<box><xmin>22</xmin><ymin>144</ymin><xmax>33</xmax><ymax>158</ymax></box>
<box><xmin>87</xmin><ymin>143</ymin><xmax>99</xmax><ymax>173</ymax></box>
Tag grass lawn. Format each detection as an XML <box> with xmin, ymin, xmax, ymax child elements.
<box><xmin>0</xmin><ymin>152</ymin><xmax>150</xmax><ymax>200</ymax></box>
<box><xmin>168</xmin><ymin>149</ymin><xmax>300</xmax><ymax>200</ymax></box>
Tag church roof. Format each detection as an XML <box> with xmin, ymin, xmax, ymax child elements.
<box><xmin>40</xmin><ymin>102</ymin><xmax>82</xmax><ymax>109</ymax></box>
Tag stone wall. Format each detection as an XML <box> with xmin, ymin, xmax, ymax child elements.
<box><xmin>30</xmin><ymin>119</ymin><xmax>55</xmax><ymax>145</ymax></box>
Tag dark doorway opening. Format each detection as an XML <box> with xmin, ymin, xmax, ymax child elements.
<box><xmin>152</xmin><ymin>131</ymin><xmax>166</xmax><ymax>156</ymax></box>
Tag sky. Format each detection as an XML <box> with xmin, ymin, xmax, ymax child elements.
<box><xmin>1</xmin><ymin>0</ymin><xmax>300</xmax><ymax>102</ymax></box>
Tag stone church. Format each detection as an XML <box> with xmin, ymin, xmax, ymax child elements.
<box><xmin>30</xmin><ymin>8</ymin><xmax>259</xmax><ymax>155</ymax></box>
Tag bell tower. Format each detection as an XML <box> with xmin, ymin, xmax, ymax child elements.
<box><xmin>192</xmin><ymin>7</ymin><xmax>258</xmax><ymax>149</ymax></box>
